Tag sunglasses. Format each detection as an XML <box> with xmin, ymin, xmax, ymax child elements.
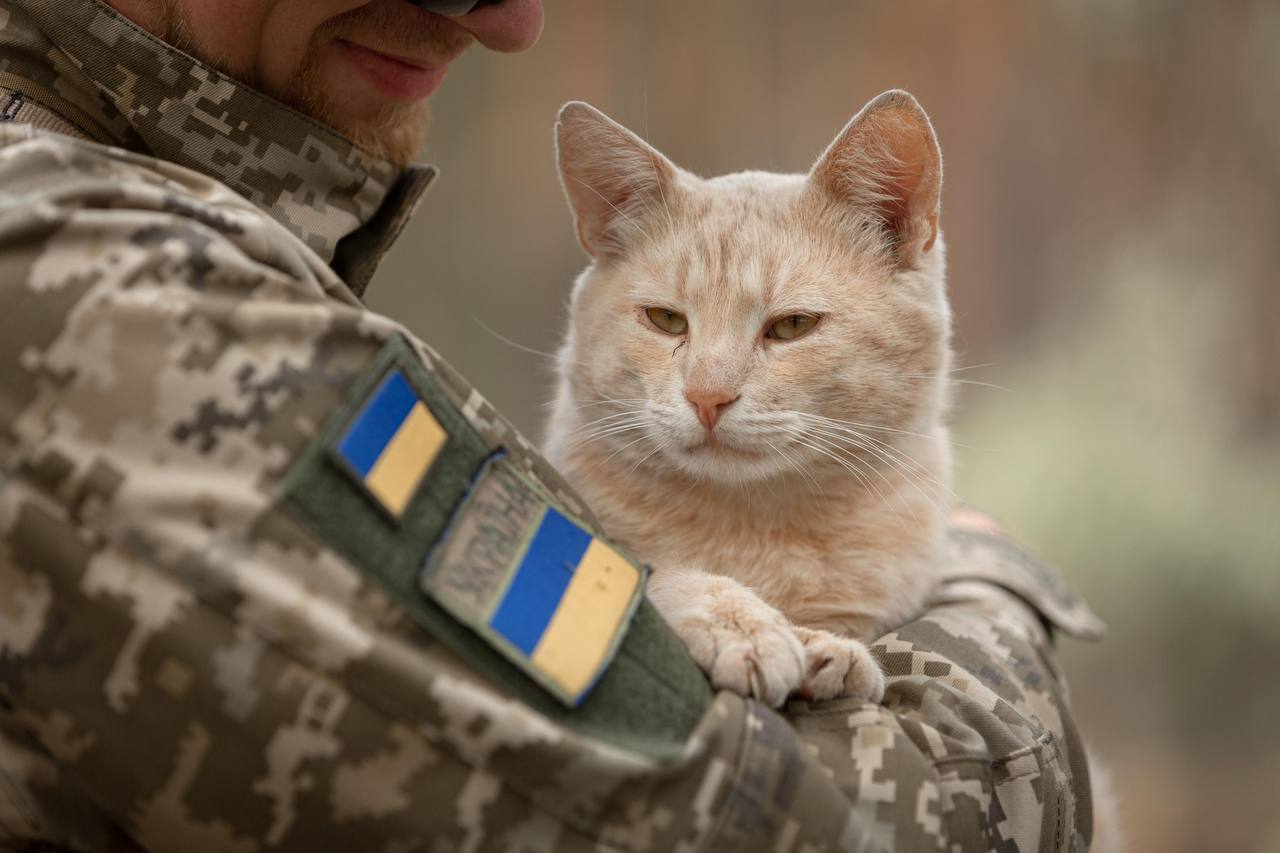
<box><xmin>402</xmin><ymin>0</ymin><xmax>504</xmax><ymax>13</ymax></box>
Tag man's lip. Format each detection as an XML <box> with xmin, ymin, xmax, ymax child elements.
<box><xmin>335</xmin><ymin>39</ymin><xmax>449</xmax><ymax>101</ymax></box>
<box><xmin>350</xmin><ymin>43</ymin><xmax>431</xmax><ymax>71</ymax></box>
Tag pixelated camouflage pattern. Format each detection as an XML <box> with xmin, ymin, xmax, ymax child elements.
<box><xmin>0</xmin><ymin>5</ymin><xmax>1103</xmax><ymax>850</ymax></box>
<box><xmin>0</xmin><ymin>0</ymin><xmax>429</xmax><ymax>280</ymax></box>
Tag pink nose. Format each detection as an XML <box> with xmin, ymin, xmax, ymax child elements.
<box><xmin>685</xmin><ymin>388</ymin><xmax>739</xmax><ymax>431</ymax></box>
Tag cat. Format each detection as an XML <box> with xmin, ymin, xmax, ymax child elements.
<box><xmin>544</xmin><ymin>90</ymin><xmax>953</xmax><ymax>708</ymax></box>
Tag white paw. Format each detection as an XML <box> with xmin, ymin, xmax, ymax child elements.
<box><xmin>673</xmin><ymin>593</ymin><xmax>805</xmax><ymax>708</ymax></box>
<box><xmin>794</xmin><ymin>627</ymin><xmax>885</xmax><ymax>703</ymax></box>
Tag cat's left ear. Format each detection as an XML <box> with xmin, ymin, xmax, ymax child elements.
<box><xmin>810</xmin><ymin>90</ymin><xmax>942</xmax><ymax>268</ymax></box>
<box><xmin>556</xmin><ymin>102</ymin><xmax>679</xmax><ymax>259</ymax></box>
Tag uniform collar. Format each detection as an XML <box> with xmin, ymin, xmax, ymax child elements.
<box><xmin>0</xmin><ymin>0</ymin><xmax>434</xmax><ymax>296</ymax></box>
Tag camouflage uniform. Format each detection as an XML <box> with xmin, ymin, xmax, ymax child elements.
<box><xmin>0</xmin><ymin>1</ymin><xmax>1106</xmax><ymax>850</ymax></box>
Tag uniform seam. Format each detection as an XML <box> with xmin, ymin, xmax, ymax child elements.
<box><xmin>694</xmin><ymin>705</ymin><xmax>754</xmax><ymax>853</ymax></box>
<box><xmin>930</xmin><ymin>730</ymin><xmax>1055</xmax><ymax>773</ymax></box>
<box><xmin>0</xmin><ymin>70</ymin><xmax>119</xmax><ymax>146</ymax></box>
<box><xmin>0</xmin><ymin>761</ymin><xmax>43</xmax><ymax>840</ymax></box>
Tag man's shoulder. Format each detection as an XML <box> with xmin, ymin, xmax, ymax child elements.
<box><xmin>0</xmin><ymin>123</ymin><xmax>339</xmax><ymax>302</ymax></box>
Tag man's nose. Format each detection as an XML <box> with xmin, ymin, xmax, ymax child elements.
<box><xmin>685</xmin><ymin>388</ymin><xmax>740</xmax><ymax>431</ymax></box>
<box><xmin>444</xmin><ymin>0</ymin><xmax>544</xmax><ymax>52</ymax></box>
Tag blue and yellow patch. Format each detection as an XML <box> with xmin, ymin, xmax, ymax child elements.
<box><xmin>332</xmin><ymin>368</ymin><xmax>447</xmax><ymax>519</ymax></box>
<box><xmin>422</xmin><ymin>458</ymin><xmax>645</xmax><ymax>706</ymax></box>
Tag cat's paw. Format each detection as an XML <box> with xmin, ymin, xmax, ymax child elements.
<box><xmin>673</xmin><ymin>591</ymin><xmax>805</xmax><ymax>708</ymax></box>
<box><xmin>793</xmin><ymin>626</ymin><xmax>885</xmax><ymax>703</ymax></box>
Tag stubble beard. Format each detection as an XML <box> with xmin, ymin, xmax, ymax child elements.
<box><xmin>283</xmin><ymin>43</ymin><xmax>432</xmax><ymax>167</ymax></box>
<box><xmin>158</xmin><ymin>1</ymin><xmax>466</xmax><ymax>166</ymax></box>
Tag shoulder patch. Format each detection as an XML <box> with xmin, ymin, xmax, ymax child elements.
<box><xmin>331</xmin><ymin>367</ymin><xmax>448</xmax><ymax>520</ymax></box>
<box><xmin>423</xmin><ymin>458</ymin><xmax>645</xmax><ymax>707</ymax></box>
<box><xmin>280</xmin><ymin>336</ymin><xmax>672</xmax><ymax>718</ymax></box>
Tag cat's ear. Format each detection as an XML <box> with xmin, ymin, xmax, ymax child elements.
<box><xmin>810</xmin><ymin>90</ymin><xmax>942</xmax><ymax>267</ymax></box>
<box><xmin>556</xmin><ymin>102</ymin><xmax>678</xmax><ymax>259</ymax></box>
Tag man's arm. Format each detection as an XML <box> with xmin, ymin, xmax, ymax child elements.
<box><xmin>0</xmin><ymin>127</ymin><xmax>1101</xmax><ymax>852</ymax></box>
<box><xmin>787</xmin><ymin>526</ymin><xmax>1104</xmax><ymax>853</ymax></box>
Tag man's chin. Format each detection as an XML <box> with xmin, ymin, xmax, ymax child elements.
<box><xmin>325</xmin><ymin>102</ymin><xmax>430</xmax><ymax>166</ymax></box>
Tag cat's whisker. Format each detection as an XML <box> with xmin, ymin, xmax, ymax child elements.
<box><xmin>470</xmin><ymin>318</ymin><xmax>586</xmax><ymax>369</ymax></box>
<box><xmin>897</xmin><ymin>373</ymin><xmax>1013</xmax><ymax>393</ymax></box>
<box><xmin>561</xmin><ymin>412</ymin><xmax>648</xmax><ymax>437</ymax></box>
<box><xmin>564</xmin><ymin>421</ymin><xmax>649</xmax><ymax>449</ymax></box>
<box><xmin>801</xmin><ymin>422</ymin><xmax>955</xmax><ymax>507</ymax></box>
<box><xmin>800</xmin><ymin>426</ymin><xmax>951</xmax><ymax>521</ymax></box>
<box><xmin>949</xmin><ymin>379</ymin><xmax>1012</xmax><ymax>392</ymax></box>
<box><xmin>550</xmin><ymin>396</ymin><xmax>649</xmax><ymax>408</ymax></box>
<box><xmin>801</xmin><ymin>422</ymin><xmax>957</xmax><ymax>499</ymax></box>
<box><xmin>626</xmin><ymin>436</ymin><xmax>672</xmax><ymax>477</ymax></box>
<box><xmin>798</xmin><ymin>417</ymin><xmax>952</xmax><ymax>517</ymax></box>
<box><xmin>584</xmin><ymin>431</ymin><xmax>656</xmax><ymax>478</ymax></box>
<box><xmin>566</xmin><ymin>409</ymin><xmax>650</xmax><ymax>430</ymax></box>
<box><xmin>558</xmin><ymin>401</ymin><xmax>653</xmax><ymax>435</ymax></box>
<box><xmin>789</xmin><ymin>410</ymin><xmax>919</xmax><ymax>439</ymax></box>
<box><xmin>778</xmin><ymin>427</ymin><xmax>913</xmax><ymax>530</ymax></box>
<box><xmin>795</xmin><ymin>429</ymin><xmax>918</xmax><ymax>519</ymax></box>
<box><xmin>817</xmin><ymin>423</ymin><xmax>959</xmax><ymax>500</ymax></box>
<box><xmin>899</xmin><ymin>362</ymin><xmax>999</xmax><ymax>376</ymax></box>
<box><xmin>791</xmin><ymin>410</ymin><xmax>980</xmax><ymax>450</ymax></box>
<box><xmin>561</xmin><ymin>412</ymin><xmax>652</xmax><ymax>446</ymax></box>
<box><xmin>854</xmin><ymin>432</ymin><xmax>954</xmax><ymax>492</ymax></box>
<box><xmin>794</xmin><ymin>410</ymin><xmax>941</xmax><ymax>442</ymax></box>
<box><xmin>762</xmin><ymin>438</ymin><xmax>823</xmax><ymax>497</ymax></box>
<box><xmin>539</xmin><ymin>396</ymin><xmax>652</xmax><ymax>413</ymax></box>
<box><xmin>564</xmin><ymin>426</ymin><xmax>645</xmax><ymax>448</ymax></box>
<box><xmin>777</xmin><ymin>426</ymin><xmax>896</xmax><ymax>505</ymax></box>
<box><xmin>567</xmin><ymin>419</ymin><xmax>646</xmax><ymax>439</ymax></box>
<box><xmin>641</xmin><ymin>89</ymin><xmax>678</xmax><ymax>240</ymax></box>
<box><xmin>801</xmin><ymin>430</ymin><xmax>930</xmax><ymax>530</ymax></box>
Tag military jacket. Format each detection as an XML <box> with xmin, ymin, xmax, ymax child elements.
<box><xmin>0</xmin><ymin>2</ymin><xmax>1106</xmax><ymax>850</ymax></box>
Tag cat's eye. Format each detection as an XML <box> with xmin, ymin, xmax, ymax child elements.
<box><xmin>766</xmin><ymin>314</ymin><xmax>820</xmax><ymax>341</ymax></box>
<box><xmin>645</xmin><ymin>307</ymin><xmax>688</xmax><ymax>336</ymax></box>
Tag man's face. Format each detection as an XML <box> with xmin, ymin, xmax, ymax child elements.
<box><xmin>110</xmin><ymin>0</ymin><xmax>543</xmax><ymax>164</ymax></box>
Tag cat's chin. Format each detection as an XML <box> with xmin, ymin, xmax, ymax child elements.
<box><xmin>662</xmin><ymin>442</ymin><xmax>795</xmax><ymax>486</ymax></box>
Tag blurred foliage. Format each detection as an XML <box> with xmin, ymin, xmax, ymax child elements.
<box><xmin>368</xmin><ymin>2</ymin><xmax>1280</xmax><ymax>850</ymax></box>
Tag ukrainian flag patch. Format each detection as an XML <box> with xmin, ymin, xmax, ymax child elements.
<box><xmin>422</xmin><ymin>458</ymin><xmax>645</xmax><ymax>706</ymax></box>
<box><xmin>332</xmin><ymin>367</ymin><xmax>448</xmax><ymax>520</ymax></box>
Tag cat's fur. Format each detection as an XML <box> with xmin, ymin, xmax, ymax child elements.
<box><xmin>545</xmin><ymin>90</ymin><xmax>953</xmax><ymax>707</ymax></box>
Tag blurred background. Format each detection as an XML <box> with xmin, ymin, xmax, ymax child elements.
<box><xmin>368</xmin><ymin>3</ymin><xmax>1280</xmax><ymax>850</ymax></box>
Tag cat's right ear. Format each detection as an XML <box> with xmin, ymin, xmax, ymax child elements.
<box><xmin>556</xmin><ymin>102</ymin><xmax>678</xmax><ymax>259</ymax></box>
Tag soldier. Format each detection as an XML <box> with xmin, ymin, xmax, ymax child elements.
<box><xmin>0</xmin><ymin>0</ymin><xmax>1107</xmax><ymax>850</ymax></box>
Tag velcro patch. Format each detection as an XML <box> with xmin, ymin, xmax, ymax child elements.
<box><xmin>422</xmin><ymin>458</ymin><xmax>645</xmax><ymax>707</ymax></box>
<box><xmin>331</xmin><ymin>367</ymin><xmax>448</xmax><ymax>520</ymax></box>
<box><xmin>282</xmin><ymin>336</ymin><xmax>711</xmax><ymax>751</ymax></box>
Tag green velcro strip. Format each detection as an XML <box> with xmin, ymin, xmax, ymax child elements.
<box><xmin>277</xmin><ymin>335</ymin><xmax>712</xmax><ymax>759</ymax></box>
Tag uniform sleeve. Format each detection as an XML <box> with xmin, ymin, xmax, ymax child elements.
<box><xmin>784</xmin><ymin>528</ymin><xmax>1105</xmax><ymax>853</ymax></box>
<box><xmin>0</xmin><ymin>131</ymin><xmax>1101</xmax><ymax>853</ymax></box>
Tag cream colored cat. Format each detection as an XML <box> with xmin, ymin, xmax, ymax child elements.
<box><xmin>545</xmin><ymin>90</ymin><xmax>953</xmax><ymax>708</ymax></box>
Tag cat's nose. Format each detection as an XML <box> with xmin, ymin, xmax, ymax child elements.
<box><xmin>685</xmin><ymin>388</ymin><xmax>740</xmax><ymax>431</ymax></box>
